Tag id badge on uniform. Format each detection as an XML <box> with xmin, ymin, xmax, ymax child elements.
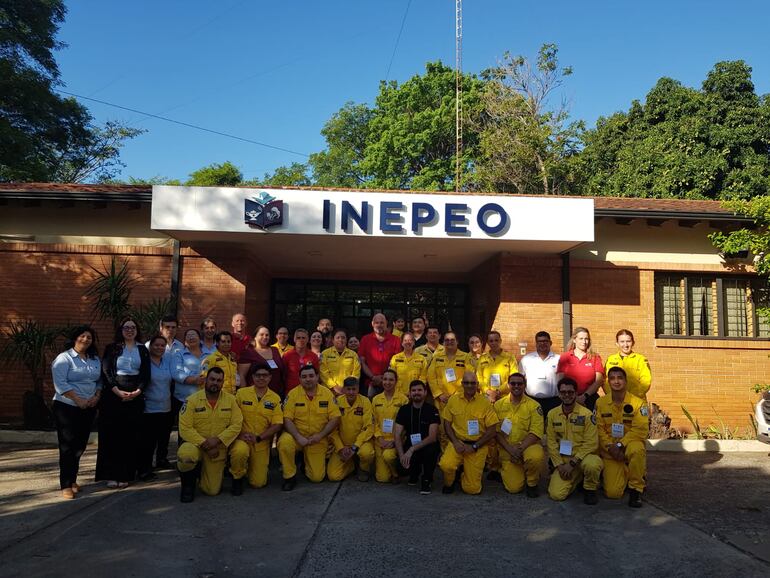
<box><xmin>611</xmin><ymin>423</ymin><xmax>624</xmax><ymax>438</ymax></box>
<box><xmin>467</xmin><ymin>419</ymin><xmax>480</xmax><ymax>436</ymax></box>
<box><xmin>382</xmin><ymin>418</ymin><xmax>394</xmax><ymax>434</ymax></box>
<box><xmin>445</xmin><ymin>367</ymin><xmax>457</xmax><ymax>382</ymax></box>
<box><xmin>559</xmin><ymin>439</ymin><xmax>573</xmax><ymax>456</ymax></box>
<box><xmin>266</xmin><ymin>359</ymin><xmax>278</xmax><ymax>369</ymax></box>
<box><xmin>410</xmin><ymin>433</ymin><xmax>422</xmax><ymax>445</ymax></box>
<box><xmin>490</xmin><ymin>373</ymin><xmax>501</xmax><ymax>388</ymax></box>
<box><xmin>500</xmin><ymin>417</ymin><xmax>513</xmax><ymax>435</ymax></box>
<box><xmin>235</xmin><ymin>374</ymin><xmax>241</xmax><ymax>387</ymax></box>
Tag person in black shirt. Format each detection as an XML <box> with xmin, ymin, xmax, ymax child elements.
<box><xmin>394</xmin><ymin>380</ymin><xmax>441</xmax><ymax>495</ymax></box>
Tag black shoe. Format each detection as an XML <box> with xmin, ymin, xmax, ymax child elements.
<box><xmin>628</xmin><ymin>489</ymin><xmax>642</xmax><ymax>508</ymax></box>
<box><xmin>179</xmin><ymin>470</ymin><xmax>196</xmax><ymax>503</ymax></box>
<box><xmin>180</xmin><ymin>486</ymin><xmax>195</xmax><ymax>503</ymax></box>
<box><xmin>486</xmin><ymin>471</ymin><xmax>502</xmax><ymax>482</ymax></box>
<box><xmin>420</xmin><ymin>479</ymin><xmax>432</xmax><ymax>495</ymax></box>
<box><xmin>155</xmin><ymin>459</ymin><xmax>172</xmax><ymax>470</ymax></box>
<box><xmin>441</xmin><ymin>484</ymin><xmax>454</xmax><ymax>494</ymax></box>
<box><xmin>408</xmin><ymin>475</ymin><xmax>419</xmax><ymax>486</ymax></box>
<box><xmin>525</xmin><ymin>484</ymin><xmax>539</xmax><ymax>498</ymax></box>
<box><xmin>583</xmin><ymin>489</ymin><xmax>598</xmax><ymax>505</ymax></box>
<box><xmin>231</xmin><ymin>477</ymin><xmax>244</xmax><ymax>496</ymax></box>
<box><xmin>138</xmin><ymin>471</ymin><xmax>157</xmax><ymax>482</ymax></box>
<box><xmin>281</xmin><ymin>476</ymin><xmax>297</xmax><ymax>492</ymax></box>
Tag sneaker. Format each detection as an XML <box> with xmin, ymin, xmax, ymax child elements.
<box><xmin>231</xmin><ymin>477</ymin><xmax>244</xmax><ymax>496</ymax></box>
<box><xmin>441</xmin><ymin>484</ymin><xmax>454</xmax><ymax>494</ymax></box>
<box><xmin>486</xmin><ymin>471</ymin><xmax>502</xmax><ymax>482</ymax></box>
<box><xmin>525</xmin><ymin>484</ymin><xmax>539</xmax><ymax>498</ymax></box>
<box><xmin>583</xmin><ymin>489</ymin><xmax>598</xmax><ymax>505</ymax></box>
<box><xmin>106</xmin><ymin>481</ymin><xmax>119</xmax><ymax>489</ymax></box>
<box><xmin>420</xmin><ymin>479</ymin><xmax>432</xmax><ymax>495</ymax></box>
<box><xmin>628</xmin><ymin>489</ymin><xmax>642</xmax><ymax>508</ymax></box>
<box><xmin>281</xmin><ymin>476</ymin><xmax>297</xmax><ymax>492</ymax></box>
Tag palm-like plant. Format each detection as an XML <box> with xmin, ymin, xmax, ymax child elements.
<box><xmin>84</xmin><ymin>257</ymin><xmax>135</xmax><ymax>329</ymax></box>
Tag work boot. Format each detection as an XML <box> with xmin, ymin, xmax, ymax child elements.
<box><xmin>357</xmin><ymin>469</ymin><xmax>370</xmax><ymax>482</ymax></box>
<box><xmin>420</xmin><ymin>479</ymin><xmax>432</xmax><ymax>495</ymax></box>
<box><xmin>231</xmin><ymin>477</ymin><xmax>244</xmax><ymax>496</ymax></box>
<box><xmin>583</xmin><ymin>489</ymin><xmax>598</xmax><ymax>505</ymax></box>
<box><xmin>628</xmin><ymin>489</ymin><xmax>642</xmax><ymax>508</ymax></box>
<box><xmin>486</xmin><ymin>470</ymin><xmax>502</xmax><ymax>482</ymax></box>
<box><xmin>179</xmin><ymin>470</ymin><xmax>196</xmax><ymax>503</ymax></box>
<box><xmin>525</xmin><ymin>484</ymin><xmax>539</xmax><ymax>498</ymax></box>
<box><xmin>281</xmin><ymin>476</ymin><xmax>297</xmax><ymax>492</ymax></box>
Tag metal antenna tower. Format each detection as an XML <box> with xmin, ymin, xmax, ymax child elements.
<box><xmin>455</xmin><ymin>0</ymin><xmax>462</xmax><ymax>192</ymax></box>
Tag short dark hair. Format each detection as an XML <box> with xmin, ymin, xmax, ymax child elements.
<box><xmin>200</xmin><ymin>317</ymin><xmax>216</xmax><ymax>330</ymax></box>
<box><xmin>207</xmin><ymin>366</ymin><xmax>225</xmax><ymax>378</ymax></box>
<box><xmin>247</xmin><ymin>362</ymin><xmax>272</xmax><ymax>383</ymax></box>
<box><xmin>148</xmin><ymin>334</ymin><xmax>167</xmax><ymax>347</ymax></box>
<box><xmin>409</xmin><ymin>380</ymin><xmax>426</xmax><ymax>391</ymax></box>
<box><xmin>333</xmin><ymin>328</ymin><xmax>348</xmax><ymax>339</ymax></box>
<box><xmin>507</xmin><ymin>372</ymin><xmax>526</xmax><ymax>384</ymax></box>
<box><xmin>607</xmin><ymin>366</ymin><xmax>627</xmax><ymax>379</ymax></box>
<box><xmin>426</xmin><ymin>325</ymin><xmax>440</xmax><ymax>333</ymax></box>
<box><xmin>215</xmin><ymin>330</ymin><xmax>232</xmax><ymax>343</ymax></box>
<box><xmin>160</xmin><ymin>315</ymin><xmax>178</xmax><ymax>325</ymax></box>
<box><xmin>382</xmin><ymin>368</ymin><xmax>398</xmax><ymax>380</ymax></box>
<box><xmin>557</xmin><ymin>377</ymin><xmax>578</xmax><ymax>392</ymax></box>
<box><xmin>342</xmin><ymin>376</ymin><xmax>359</xmax><ymax>389</ymax></box>
<box><xmin>299</xmin><ymin>364</ymin><xmax>318</xmax><ymax>376</ymax></box>
<box><xmin>535</xmin><ymin>331</ymin><xmax>551</xmax><ymax>341</ymax></box>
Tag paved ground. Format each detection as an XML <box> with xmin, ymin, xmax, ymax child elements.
<box><xmin>1</xmin><ymin>443</ymin><xmax>768</xmax><ymax>577</ymax></box>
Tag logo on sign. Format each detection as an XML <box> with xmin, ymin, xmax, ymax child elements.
<box><xmin>245</xmin><ymin>191</ymin><xmax>283</xmax><ymax>229</ymax></box>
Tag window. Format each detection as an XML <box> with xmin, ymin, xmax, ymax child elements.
<box><xmin>655</xmin><ymin>274</ymin><xmax>770</xmax><ymax>338</ymax></box>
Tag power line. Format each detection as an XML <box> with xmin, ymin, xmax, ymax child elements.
<box><xmin>54</xmin><ymin>89</ymin><xmax>310</xmax><ymax>158</ymax></box>
<box><xmin>385</xmin><ymin>0</ymin><xmax>413</xmax><ymax>82</ymax></box>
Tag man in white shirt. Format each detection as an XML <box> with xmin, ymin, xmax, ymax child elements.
<box><xmin>519</xmin><ymin>331</ymin><xmax>560</xmax><ymax>424</ymax></box>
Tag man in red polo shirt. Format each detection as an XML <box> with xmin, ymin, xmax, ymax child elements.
<box><xmin>282</xmin><ymin>328</ymin><xmax>320</xmax><ymax>396</ymax></box>
<box><xmin>359</xmin><ymin>313</ymin><xmax>401</xmax><ymax>398</ymax></box>
<box><xmin>230</xmin><ymin>313</ymin><xmax>251</xmax><ymax>361</ymax></box>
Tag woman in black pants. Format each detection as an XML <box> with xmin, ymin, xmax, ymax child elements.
<box><xmin>51</xmin><ymin>325</ymin><xmax>102</xmax><ymax>499</ymax></box>
<box><xmin>96</xmin><ymin>317</ymin><xmax>150</xmax><ymax>488</ymax></box>
<box><xmin>137</xmin><ymin>335</ymin><xmax>174</xmax><ymax>480</ymax></box>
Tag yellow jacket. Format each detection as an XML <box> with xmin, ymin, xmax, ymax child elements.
<box><xmin>272</xmin><ymin>342</ymin><xmax>294</xmax><ymax>357</ymax></box>
<box><xmin>494</xmin><ymin>394</ymin><xmax>544</xmax><ymax>445</ymax></box>
<box><xmin>441</xmin><ymin>391</ymin><xmax>499</xmax><ymax>442</ymax></box>
<box><xmin>595</xmin><ymin>391</ymin><xmax>649</xmax><ymax>453</ymax></box>
<box><xmin>372</xmin><ymin>391</ymin><xmax>409</xmax><ymax>440</ymax></box>
<box><xmin>428</xmin><ymin>351</ymin><xmax>470</xmax><ymax>400</ymax></box>
<box><xmin>283</xmin><ymin>385</ymin><xmax>341</xmax><ymax>437</ymax></box>
<box><xmin>200</xmin><ymin>350</ymin><xmax>238</xmax><ymax>395</ymax></box>
<box><xmin>179</xmin><ymin>389</ymin><xmax>243</xmax><ymax>459</ymax></box>
<box><xmin>320</xmin><ymin>346</ymin><xmax>361</xmax><ymax>390</ymax></box>
<box><xmin>605</xmin><ymin>353</ymin><xmax>651</xmax><ymax>400</ymax></box>
<box><xmin>477</xmin><ymin>351</ymin><xmax>519</xmax><ymax>396</ymax></box>
<box><xmin>235</xmin><ymin>386</ymin><xmax>283</xmax><ymax>436</ymax></box>
<box><xmin>546</xmin><ymin>404</ymin><xmax>599</xmax><ymax>465</ymax></box>
<box><xmin>414</xmin><ymin>343</ymin><xmax>445</xmax><ymax>366</ymax></box>
<box><xmin>389</xmin><ymin>351</ymin><xmax>429</xmax><ymax>396</ymax></box>
<box><xmin>330</xmin><ymin>394</ymin><xmax>374</xmax><ymax>450</ymax></box>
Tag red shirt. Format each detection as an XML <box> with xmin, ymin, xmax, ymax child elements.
<box><xmin>557</xmin><ymin>351</ymin><xmax>604</xmax><ymax>395</ymax></box>
<box><xmin>359</xmin><ymin>332</ymin><xmax>401</xmax><ymax>384</ymax></box>
<box><xmin>239</xmin><ymin>346</ymin><xmax>285</xmax><ymax>396</ymax></box>
<box><xmin>231</xmin><ymin>333</ymin><xmax>252</xmax><ymax>361</ymax></box>
<box><xmin>282</xmin><ymin>349</ymin><xmax>320</xmax><ymax>395</ymax></box>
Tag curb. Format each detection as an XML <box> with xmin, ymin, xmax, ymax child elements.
<box><xmin>646</xmin><ymin>439</ymin><xmax>769</xmax><ymax>452</ymax></box>
<box><xmin>0</xmin><ymin>431</ymin><xmax>179</xmax><ymax>445</ymax></box>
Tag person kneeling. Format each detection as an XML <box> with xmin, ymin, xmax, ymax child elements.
<box><xmin>177</xmin><ymin>367</ymin><xmax>243</xmax><ymax>502</ymax></box>
<box><xmin>327</xmin><ymin>377</ymin><xmax>375</xmax><ymax>482</ymax></box>
<box><xmin>394</xmin><ymin>380</ymin><xmax>441</xmax><ymax>495</ymax></box>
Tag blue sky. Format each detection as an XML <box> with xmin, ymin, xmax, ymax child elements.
<box><xmin>57</xmin><ymin>0</ymin><xmax>770</xmax><ymax>182</ymax></box>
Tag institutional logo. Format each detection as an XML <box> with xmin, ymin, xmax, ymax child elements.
<box><xmin>245</xmin><ymin>191</ymin><xmax>283</xmax><ymax>230</ymax></box>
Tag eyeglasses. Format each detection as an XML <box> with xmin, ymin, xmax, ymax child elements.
<box><xmin>122</xmin><ymin>325</ymin><xmax>137</xmax><ymax>330</ymax></box>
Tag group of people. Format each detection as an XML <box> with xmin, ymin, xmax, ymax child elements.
<box><xmin>50</xmin><ymin>311</ymin><xmax>651</xmax><ymax>508</ymax></box>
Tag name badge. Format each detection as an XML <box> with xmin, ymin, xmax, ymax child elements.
<box><xmin>266</xmin><ymin>359</ymin><xmax>278</xmax><ymax>369</ymax></box>
<box><xmin>611</xmin><ymin>423</ymin><xmax>624</xmax><ymax>438</ymax></box>
<box><xmin>382</xmin><ymin>418</ymin><xmax>394</xmax><ymax>434</ymax></box>
<box><xmin>467</xmin><ymin>419</ymin><xmax>480</xmax><ymax>436</ymax></box>
<box><xmin>410</xmin><ymin>433</ymin><xmax>422</xmax><ymax>445</ymax></box>
<box><xmin>500</xmin><ymin>418</ymin><xmax>513</xmax><ymax>435</ymax></box>
<box><xmin>445</xmin><ymin>367</ymin><xmax>457</xmax><ymax>382</ymax></box>
<box><xmin>235</xmin><ymin>374</ymin><xmax>241</xmax><ymax>387</ymax></box>
<box><xmin>559</xmin><ymin>439</ymin><xmax>573</xmax><ymax>456</ymax></box>
<box><xmin>490</xmin><ymin>373</ymin><xmax>501</xmax><ymax>388</ymax></box>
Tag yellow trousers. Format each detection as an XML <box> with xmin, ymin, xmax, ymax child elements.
<box><xmin>229</xmin><ymin>439</ymin><xmax>271</xmax><ymax>488</ymax></box>
<box><xmin>601</xmin><ymin>440</ymin><xmax>646</xmax><ymax>498</ymax></box>
<box><xmin>439</xmin><ymin>443</ymin><xmax>489</xmax><ymax>495</ymax></box>
<box><xmin>177</xmin><ymin>441</ymin><xmax>227</xmax><ymax>496</ymax></box>
<box><xmin>500</xmin><ymin>444</ymin><xmax>544</xmax><ymax>493</ymax></box>
<box><xmin>374</xmin><ymin>444</ymin><xmax>398</xmax><ymax>482</ymax></box>
<box><xmin>327</xmin><ymin>442</ymin><xmax>374</xmax><ymax>481</ymax></box>
<box><xmin>548</xmin><ymin>454</ymin><xmax>603</xmax><ymax>501</ymax></box>
<box><xmin>277</xmin><ymin>432</ymin><xmax>328</xmax><ymax>482</ymax></box>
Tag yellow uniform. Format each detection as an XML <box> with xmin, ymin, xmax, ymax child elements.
<box><xmin>200</xmin><ymin>351</ymin><xmax>238</xmax><ymax>395</ymax></box>
<box><xmin>467</xmin><ymin>354</ymin><xmax>481</xmax><ymax>371</ymax></box>
<box><xmin>415</xmin><ymin>343</ymin><xmax>445</xmax><ymax>366</ymax></box>
<box><xmin>278</xmin><ymin>385</ymin><xmax>341</xmax><ymax>482</ymax></box>
<box><xmin>229</xmin><ymin>387</ymin><xmax>283</xmax><ymax>488</ymax></box>
<box><xmin>439</xmin><ymin>392</ymin><xmax>499</xmax><ymax>494</ymax></box>
<box><xmin>428</xmin><ymin>351</ymin><xmax>470</xmax><ymax>403</ymax></box>
<box><xmin>605</xmin><ymin>353</ymin><xmax>652</xmax><ymax>401</ymax></box>
<box><xmin>319</xmin><ymin>346</ymin><xmax>361</xmax><ymax>392</ymax></box>
<box><xmin>177</xmin><ymin>389</ymin><xmax>243</xmax><ymax>496</ymax></box>
<box><xmin>493</xmin><ymin>395</ymin><xmax>545</xmax><ymax>493</ymax></box>
<box><xmin>372</xmin><ymin>391</ymin><xmax>409</xmax><ymax>482</ymax></box>
<box><xmin>477</xmin><ymin>351</ymin><xmax>519</xmax><ymax>397</ymax></box>
<box><xmin>327</xmin><ymin>394</ymin><xmax>375</xmax><ymax>481</ymax></box>
<box><xmin>546</xmin><ymin>404</ymin><xmax>603</xmax><ymax>501</ymax></box>
<box><xmin>272</xmin><ymin>342</ymin><xmax>294</xmax><ymax>357</ymax></box>
<box><xmin>389</xmin><ymin>351</ymin><xmax>429</xmax><ymax>396</ymax></box>
<box><xmin>596</xmin><ymin>392</ymin><xmax>648</xmax><ymax>498</ymax></box>
<box><xmin>392</xmin><ymin>327</ymin><xmax>403</xmax><ymax>339</ymax></box>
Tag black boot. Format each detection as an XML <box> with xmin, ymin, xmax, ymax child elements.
<box><xmin>179</xmin><ymin>470</ymin><xmax>196</xmax><ymax>503</ymax></box>
<box><xmin>583</xmin><ymin>489</ymin><xmax>598</xmax><ymax>505</ymax></box>
<box><xmin>525</xmin><ymin>484</ymin><xmax>539</xmax><ymax>498</ymax></box>
<box><xmin>231</xmin><ymin>477</ymin><xmax>244</xmax><ymax>496</ymax></box>
<box><xmin>628</xmin><ymin>489</ymin><xmax>642</xmax><ymax>508</ymax></box>
<box><xmin>281</xmin><ymin>476</ymin><xmax>297</xmax><ymax>492</ymax></box>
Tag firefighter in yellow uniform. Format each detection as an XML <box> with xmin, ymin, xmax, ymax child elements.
<box><xmin>272</xmin><ymin>326</ymin><xmax>294</xmax><ymax>357</ymax></box>
<box><xmin>327</xmin><ymin>377</ymin><xmax>375</xmax><ymax>481</ymax></box>
<box><xmin>596</xmin><ymin>366</ymin><xmax>648</xmax><ymax>507</ymax></box>
<box><xmin>200</xmin><ymin>332</ymin><xmax>239</xmax><ymax>395</ymax></box>
<box><xmin>178</xmin><ymin>367</ymin><xmax>243</xmax><ymax>501</ymax></box>
<box><xmin>277</xmin><ymin>365</ymin><xmax>341</xmax><ymax>490</ymax></box>
<box><xmin>494</xmin><ymin>373</ymin><xmax>545</xmax><ymax>496</ymax></box>
<box><xmin>546</xmin><ymin>377</ymin><xmax>603</xmax><ymax>504</ymax></box>
<box><xmin>389</xmin><ymin>333</ymin><xmax>429</xmax><ymax>397</ymax></box>
<box><xmin>428</xmin><ymin>333</ymin><xmax>468</xmax><ymax>410</ymax></box>
<box><xmin>372</xmin><ymin>369</ymin><xmax>409</xmax><ymax>482</ymax></box>
<box><xmin>439</xmin><ymin>371</ymin><xmax>499</xmax><ymax>495</ymax></box>
<box><xmin>476</xmin><ymin>331</ymin><xmax>519</xmax><ymax>403</ymax></box>
<box><xmin>320</xmin><ymin>329</ymin><xmax>361</xmax><ymax>395</ymax></box>
<box><xmin>604</xmin><ymin>330</ymin><xmax>651</xmax><ymax>401</ymax></box>
<box><xmin>229</xmin><ymin>363</ymin><xmax>283</xmax><ymax>493</ymax></box>
<box><xmin>414</xmin><ymin>326</ymin><xmax>444</xmax><ymax>365</ymax></box>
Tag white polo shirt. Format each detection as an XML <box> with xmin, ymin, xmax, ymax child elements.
<box><xmin>519</xmin><ymin>351</ymin><xmax>559</xmax><ymax>398</ymax></box>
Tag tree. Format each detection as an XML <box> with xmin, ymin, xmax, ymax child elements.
<box><xmin>0</xmin><ymin>1</ymin><xmax>141</xmax><ymax>182</ymax></box>
<box><xmin>255</xmin><ymin>162</ymin><xmax>311</xmax><ymax>187</ymax></box>
<box><xmin>186</xmin><ymin>161</ymin><xmax>242</xmax><ymax>186</ymax></box>
<box><xmin>578</xmin><ymin>61</ymin><xmax>770</xmax><ymax>199</ymax></box>
<box><xmin>472</xmin><ymin>44</ymin><xmax>583</xmax><ymax>195</ymax></box>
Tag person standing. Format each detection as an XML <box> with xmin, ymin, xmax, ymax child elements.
<box><xmin>389</xmin><ymin>332</ymin><xmax>429</xmax><ymax>397</ymax></box>
<box><xmin>172</xmin><ymin>329</ymin><xmax>206</xmax><ymax>415</ymax></box>
<box><xmin>309</xmin><ymin>330</ymin><xmax>325</xmax><ymax>358</ymax></box>
<box><xmin>317</xmin><ymin>318</ymin><xmax>334</xmax><ymax>349</ymax></box>
<box><xmin>138</xmin><ymin>335</ymin><xmax>174</xmax><ymax>480</ymax></box>
<box><xmin>201</xmin><ymin>331</ymin><xmax>239</xmax><ymax>395</ymax></box>
<box><xmin>230</xmin><ymin>313</ymin><xmax>251</xmax><ymax>361</ymax></box>
<box><xmin>467</xmin><ymin>334</ymin><xmax>484</xmax><ymax>370</ymax></box>
<box><xmin>410</xmin><ymin>316</ymin><xmax>427</xmax><ymax>347</ymax></box>
<box><xmin>371</xmin><ymin>369</ymin><xmax>409</xmax><ymax>483</ymax></box>
<box><xmin>604</xmin><ymin>329</ymin><xmax>652</xmax><ymax>402</ymax></box>
<box><xmin>477</xmin><ymin>330</ymin><xmax>518</xmax><ymax>404</ymax></box>
<box><xmin>320</xmin><ymin>329</ymin><xmax>361</xmax><ymax>395</ymax></box>
<box><xmin>556</xmin><ymin>327</ymin><xmax>604</xmax><ymax>410</ymax></box>
<box><xmin>391</xmin><ymin>316</ymin><xmax>406</xmax><ymax>339</ymax></box>
<box><xmin>145</xmin><ymin>315</ymin><xmax>183</xmax><ymax>355</ymax></box>
<box><xmin>519</xmin><ymin>331</ymin><xmax>561</xmax><ymax>422</ymax></box>
<box><xmin>414</xmin><ymin>326</ymin><xmax>443</xmax><ymax>365</ymax></box>
<box><xmin>394</xmin><ymin>380</ymin><xmax>441</xmax><ymax>495</ymax></box>
<box><xmin>97</xmin><ymin>317</ymin><xmax>150</xmax><ymax>488</ymax></box>
<box><xmin>51</xmin><ymin>325</ymin><xmax>102</xmax><ymax>499</ymax></box>
<box><xmin>427</xmin><ymin>332</ymin><xmax>468</xmax><ymax>413</ymax></box>
<box><xmin>347</xmin><ymin>334</ymin><xmax>360</xmax><ymax>353</ymax></box>
<box><xmin>200</xmin><ymin>317</ymin><xmax>218</xmax><ymax>356</ymax></box>
<box><xmin>359</xmin><ymin>313</ymin><xmax>401</xmax><ymax>398</ymax></box>
<box><xmin>272</xmin><ymin>326</ymin><xmax>294</xmax><ymax>357</ymax></box>
<box><xmin>327</xmin><ymin>377</ymin><xmax>374</xmax><ymax>482</ymax></box>
<box><xmin>282</xmin><ymin>328</ymin><xmax>320</xmax><ymax>396</ymax></box>
<box><xmin>238</xmin><ymin>325</ymin><xmax>285</xmax><ymax>397</ymax></box>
